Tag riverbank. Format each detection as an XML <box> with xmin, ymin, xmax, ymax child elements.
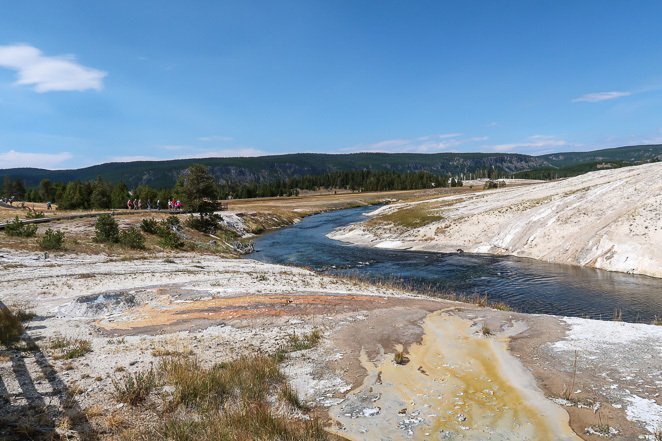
<box><xmin>1</xmin><ymin>249</ymin><xmax>660</xmax><ymax>440</ymax></box>
<box><xmin>329</xmin><ymin>163</ymin><xmax>662</xmax><ymax>278</ymax></box>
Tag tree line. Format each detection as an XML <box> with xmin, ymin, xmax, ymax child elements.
<box><xmin>3</xmin><ymin>167</ymin><xmax>462</xmax><ymax>210</ymax></box>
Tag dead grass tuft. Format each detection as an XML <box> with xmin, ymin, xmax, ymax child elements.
<box><xmin>112</xmin><ymin>368</ymin><xmax>158</xmax><ymax>406</ymax></box>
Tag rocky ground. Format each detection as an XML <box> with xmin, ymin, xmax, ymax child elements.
<box><xmin>329</xmin><ymin>163</ymin><xmax>662</xmax><ymax>278</ymax></box>
<box><xmin>1</xmin><ymin>248</ymin><xmax>660</xmax><ymax>440</ymax></box>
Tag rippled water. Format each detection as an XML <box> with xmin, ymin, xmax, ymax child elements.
<box><xmin>247</xmin><ymin>206</ymin><xmax>662</xmax><ymax>323</ymax></box>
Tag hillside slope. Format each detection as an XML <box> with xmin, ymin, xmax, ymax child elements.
<box><xmin>329</xmin><ymin>162</ymin><xmax>662</xmax><ymax>278</ymax></box>
<box><xmin>1</xmin><ymin>144</ymin><xmax>660</xmax><ymax>188</ymax></box>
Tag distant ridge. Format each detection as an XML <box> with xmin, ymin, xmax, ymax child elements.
<box><xmin>1</xmin><ymin>144</ymin><xmax>660</xmax><ymax>188</ymax></box>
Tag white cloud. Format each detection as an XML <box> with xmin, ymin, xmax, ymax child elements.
<box><xmin>197</xmin><ymin>135</ymin><xmax>234</xmax><ymax>142</ymax></box>
<box><xmin>0</xmin><ymin>150</ymin><xmax>73</xmax><ymax>169</ymax></box>
<box><xmin>491</xmin><ymin>135</ymin><xmax>568</xmax><ymax>153</ymax></box>
<box><xmin>347</xmin><ymin>133</ymin><xmax>467</xmax><ymax>153</ymax></box>
<box><xmin>572</xmin><ymin>91</ymin><xmax>631</xmax><ymax>103</ymax></box>
<box><xmin>0</xmin><ymin>44</ymin><xmax>106</xmax><ymax>92</ymax></box>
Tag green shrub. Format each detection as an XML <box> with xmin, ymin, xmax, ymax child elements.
<box><xmin>140</xmin><ymin>217</ymin><xmax>159</xmax><ymax>234</ymax></box>
<box><xmin>4</xmin><ymin>217</ymin><xmax>38</xmax><ymax>237</ymax></box>
<box><xmin>164</xmin><ymin>215</ymin><xmax>181</xmax><ymax>228</ymax></box>
<box><xmin>160</xmin><ymin>231</ymin><xmax>184</xmax><ymax>249</ymax></box>
<box><xmin>94</xmin><ymin>214</ymin><xmax>119</xmax><ymax>243</ymax></box>
<box><xmin>38</xmin><ymin>228</ymin><xmax>65</xmax><ymax>250</ymax></box>
<box><xmin>185</xmin><ymin>214</ymin><xmax>221</xmax><ymax>234</ymax></box>
<box><xmin>119</xmin><ymin>227</ymin><xmax>146</xmax><ymax>249</ymax></box>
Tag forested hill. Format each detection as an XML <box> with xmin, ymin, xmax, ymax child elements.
<box><xmin>1</xmin><ymin>144</ymin><xmax>660</xmax><ymax>188</ymax></box>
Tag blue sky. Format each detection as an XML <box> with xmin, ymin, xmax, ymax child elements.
<box><xmin>1</xmin><ymin>1</ymin><xmax>662</xmax><ymax>169</ymax></box>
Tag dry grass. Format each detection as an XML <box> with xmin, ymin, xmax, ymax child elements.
<box><xmin>112</xmin><ymin>368</ymin><xmax>158</xmax><ymax>405</ymax></box>
<box><xmin>370</xmin><ymin>204</ymin><xmax>443</xmax><ymax>229</ymax></box>
<box><xmin>114</xmin><ymin>353</ymin><xmax>329</xmax><ymax>440</ymax></box>
<box><xmin>49</xmin><ymin>337</ymin><xmax>93</xmax><ymax>359</ymax></box>
<box><xmin>481</xmin><ymin>324</ymin><xmax>492</xmax><ymax>336</ymax></box>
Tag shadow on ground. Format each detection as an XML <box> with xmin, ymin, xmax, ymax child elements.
<box><xmin>0</xmin><ymin>301</ymin><xmax>95</xmax><ymax>440</ymax></box>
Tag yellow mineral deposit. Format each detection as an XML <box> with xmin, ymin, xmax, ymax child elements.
<box><xmin>329</xmin><ymin>312</ymin><xmax>581</xmax><ymax>440</ymax></box>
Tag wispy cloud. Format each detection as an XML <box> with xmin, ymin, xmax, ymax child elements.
<box><xmin>197</xmin><ymin>135</ymin><xmax>234</xmax><ymax>142</ymax></box>
<box><xmin>0</xmin><ymin>150</ymin><xmax>73</xmax><ymax>169</ymax></box>
<box><xmin>572</xmin><ymin>91</ymin><xmax>631</xmax><ymax>103</ymax></box>
<box><xmin>491</xmin><ymin>135</ymin><xmax>569</xmax><ymax>153</ymax></box>
<box><xmin>347</xmin><ymin>133</ymin><xmax>470</xmax><ymax>153</ymax></box>
<box><xmin>0</xmin><ymin>44</ymin><xmax>106</xmax><ymax>92</ymax></box>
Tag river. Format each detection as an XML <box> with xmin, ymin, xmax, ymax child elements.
<box><xmin>247</xmin><ymin>205</ymin><xmax>662</xmax><ymax>323</ymax></box>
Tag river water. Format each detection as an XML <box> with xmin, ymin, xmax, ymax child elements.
<box><xmin>247</xmin><ymin>206</ymin><xmax>662</xmax><ymax>323</ymax></box>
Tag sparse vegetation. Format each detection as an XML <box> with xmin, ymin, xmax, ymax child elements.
<box><xmin>116</xmin><ymin>354</ymin><xmax>329</xmax><ymax>440</ymax></box>
<box><xmin>286</xmin><ymin>329</ymin><xmax>322</xmax><ymax>352</ymax></box>
<box><xmin>373</xmin><ymin>205</ymin><xmax>443</xmax><ymax>229</ymax></box>
<box><xmin>38</xmin><ymin>228</ymin><xmax>65</xmax><ymax>250</ymax></box>
<box><xmin>49</xmin><ymin>337</ymin><xmax>93</xmax><ymax>359</ymax></box>
<box><xmin>561</xmin><ymin>350</ymin><xmax>579</xmax><ymax>401</ymax></box>
<box><xmin>112</xmin><ymin>368</ymin><xmax>158</xmax><ymax>405</ymax></box>
<box><xmin>4</xmin><ymin>216</ymin><xmax>38</xmax><ymax>237</ymax></box>
<box><xmin>481</xmin><ymin>324</ymin><xmax>492</xmax><ymax>336</ymax></box>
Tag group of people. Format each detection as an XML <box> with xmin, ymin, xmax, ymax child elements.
<box><xmin>126</xmin><ymin>198</ymin><xmax>182</xmax><ymax>211</ymax></box>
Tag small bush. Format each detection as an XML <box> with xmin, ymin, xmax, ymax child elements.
<box><xmin>481</xmin><ymin>325</ymin><xmax>492</xmax><ymax>336</ymax></box>
<box><xmin>4</xmin><ymin>217</ymin><xmax>38</xmax><ymax>237</ymax></box>
<box><xmin>94</xmin><ymin>214</ymin><xmax>119</xmax><ymax>243</ymax></box>
<box><xmin>185</xmin><ymin>214</ymin><xmax>221</xmax><ymax>234</ymax></box>
<box><xmin>140</xmin><ymin>218</ymin><xmax>159</xmax><ymax>234</ymax></box>
<box><xmin>38</xmin><ymin>228</ymin><xmax>65</xmax><ymax>250</ymax></box>
<box><xmin>119</xmin><ymin>227</ymin><xmax>146</xmax><ymax>249</ymax></box>
<box><xmin>164</xmin><ymin>215</ymin><xmax>181</xmax><ymax>228</ymax></box>
<box><xmin>160</xmin><ymin>231</ymin><xmax>184</xmax><ymax>249</ymax></box>
<box><xmin>0</xmin><ymin>307</ymin><xmax>24</xmax><ymax>346</ymax></box>
<box><xmin>112</xmin><ymin>369</ymin><xmax>158</xmax><ymax>406</ymax></box>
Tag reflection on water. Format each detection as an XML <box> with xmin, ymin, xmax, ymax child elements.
<box><xmin>247</xmin><ymin>206</ymin><xmax>662</xmax><ymax>323</ymax></box>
